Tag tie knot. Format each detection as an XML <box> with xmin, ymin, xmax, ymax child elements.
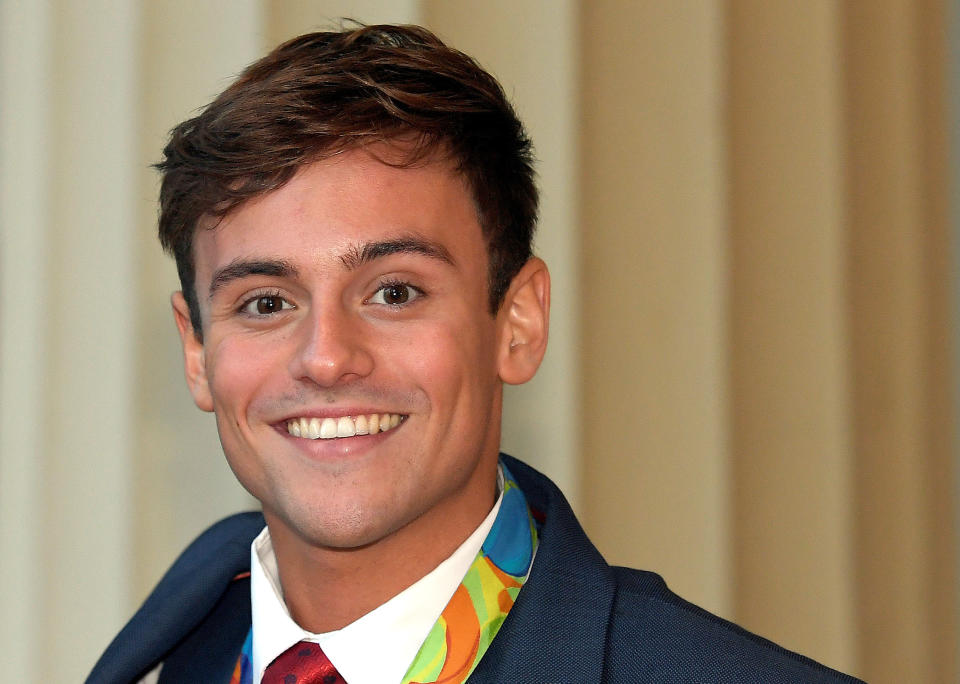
<box><xmin>262</xmin><ymin>640</ymin><xmax>346</xmax><ymax>684</ymax></box>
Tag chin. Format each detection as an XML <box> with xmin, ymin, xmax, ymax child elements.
<box><xmin>279</xmin><ymin>499</ymin><xmax>412</xmax><ymax>551</ymax></box>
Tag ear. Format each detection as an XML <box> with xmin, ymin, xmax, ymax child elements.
<box><xmin>172</xmin><ymin>292</ymin><xmax>214</xmax><ymax>412</ymax></box>
<box><xmin>497</xmin><ymin>257</ymin><xmax>550</xmax><ymax>385</ymax></box>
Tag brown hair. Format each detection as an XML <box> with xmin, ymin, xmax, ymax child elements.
<box><xmin>157</xmin><ymin>23</ymin><xmax>538</xmax><ymax>337</ymax></box>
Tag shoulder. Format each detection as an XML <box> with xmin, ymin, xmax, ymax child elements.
<box><xmin>604</xmin><ymin>566</ymin><xmax>865</xmax><ymax>683</ymax></box>
<box><xmin>141</xmin><ymin>510</ymin><xmax>263</xmax><ymax>609</ymax></box>
<box><xmin>499</xmin><ymin>454</ymin><xmax>863</xmax><ymax>683</ymax></box>
<box><xmin>161</xmin><ymin>511</ymin><xmax>265</xmax><ymax>579</ymax></box>
<box><xmin>86</xmin><ymin>512</ymin><xmax>264</xmax><ymax>684</ymax></box>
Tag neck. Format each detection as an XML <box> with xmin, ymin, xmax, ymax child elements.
<box><xmin>264</xmin><ymin>470</ymin><xmax>498</xmax><ymax>633</ymax></box>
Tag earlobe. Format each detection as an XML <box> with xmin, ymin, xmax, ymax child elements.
<box><xmin>497</xmin><ymin>258</ymin><xmax>550</xmax><ymax>385</ymax></box>
<box><xmin>171</xmin><ymin>292</ymin><xmax>214</xmax><ymax>412</ymax></box>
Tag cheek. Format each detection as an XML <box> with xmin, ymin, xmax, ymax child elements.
<box><xmin>405</xmin><ymin>319</ymin><xmax>499</xmax><ymax>413</ymax></box>
<box><xmin>206</xmin><ymin>335</ymin><xmax>285</xmax><ymax>415</ymax></box>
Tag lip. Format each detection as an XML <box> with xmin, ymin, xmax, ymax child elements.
<box><xmin>270</xmin><ymin>414</ymin><xmax>407</xmax><ymax>460</ymax></box>
<box><xmin>276</xmin><ymin>407</ymin><xmax>404</xmax><ymax>422</ymax></box>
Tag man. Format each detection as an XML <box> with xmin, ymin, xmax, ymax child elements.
<box><xmin>89</xmin><ymin>24</ymin><xmax>862</xmax><ymax>684</ymax></box>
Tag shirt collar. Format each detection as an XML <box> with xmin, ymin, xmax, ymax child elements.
<box><xmin>250</xmin><ymin>466</ymin><xmax>504</xmax><ymax>684</ymax></box>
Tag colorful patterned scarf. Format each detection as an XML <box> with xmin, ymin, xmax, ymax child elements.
<box><xmin>230</xmin><ymin>462</ymin><xmax>538</xmax><ymax>684</ymax></box>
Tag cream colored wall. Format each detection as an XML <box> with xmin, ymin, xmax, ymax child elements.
<box><xmin>576</xmin><ymin>2</ymin><xmax>956</xmax><ymax>682</ymax></box>
<box><xmin>0</xmin><ymin>2</ymin><xmax>955</xmax><ymax>682</ymax></box>
<box><xmin>2</xmin><ymin>3</ymin><xmax>140</xmax><ymax>682</ymax></box>
<box><xmin>132</xmin><ymin>0</ymin><xmax>266</xmax><ymax>609</ymax></box>
<box><xmin>1</xmin><ymin>3</ymin><xmax>55</xmax><ymax>681</ymax></box>
<box><xmin>843</xmin><ymin>2</ymin><xmax>957</xmax><ymax>681</ymax></box>
<box><xmin>726</xmin><ymin>1</ymin><xmax>855</xmax><ymax>670</ymax></box>
<box><xmin>579</xmin><ymin>0</ymin><xmax>733</xmax><ymax>624</ymax></box>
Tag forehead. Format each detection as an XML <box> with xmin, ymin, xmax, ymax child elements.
<box><xmin>191</xmin><ymin>147</ymin><xmax>486</xmax><ymax>284</ymax></box>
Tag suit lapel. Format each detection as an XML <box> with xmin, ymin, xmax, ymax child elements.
<box><xmin>468</xmin><ymin>456</ymin><xmax>615</xmax><ymax>682</ymax></box>
<box><xmin>158</xmin><ymin>576</ymin><xmax>251</xmax><ymax>683</ymax></box>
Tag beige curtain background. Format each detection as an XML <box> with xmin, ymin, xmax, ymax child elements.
<box><xmin>1</xmin><ymin>2</ymin><xmax>955</xmax><ymax>683</ymax></box>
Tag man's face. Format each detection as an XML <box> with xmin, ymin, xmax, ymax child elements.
<box><xmin>173</xmin><ymin>147</ymin><xmax>538</xmax><ymax>552</ymax></box>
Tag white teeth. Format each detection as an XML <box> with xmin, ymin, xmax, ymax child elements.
<box><xmin>287</xmin><ymin>413</ymin><xmax>404</xmax><ymax>440</ymax></box>
<box><xmin>355</xmin><ymin>414</ymin><xmax>369</xmax><ymax>435</ymax></box>
<box><xmin>336</xmin><ymin>416</ymin><xmax>356</xmax><ymax>437</ymax></box>
<box><xmin>320</xmin><ymin>417</ymin><xmax>337</xmax><ymax>439</ymax></box>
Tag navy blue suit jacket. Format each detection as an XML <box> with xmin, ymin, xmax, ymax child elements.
<box><xmin>88</xmin><ymin>455</ymin><xmax>864</xmax><ymax>683</ymax></box>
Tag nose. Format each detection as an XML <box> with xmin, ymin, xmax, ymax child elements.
<box><xmin>288</xmin><ymin>305</ymin><xmax>375</xmax><ymax>387</ymax></box>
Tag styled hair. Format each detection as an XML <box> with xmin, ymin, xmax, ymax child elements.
<box><xmin>156</xmin><ymin>23</ymin><xmax>538</xmax><ymax>336</ymax></box>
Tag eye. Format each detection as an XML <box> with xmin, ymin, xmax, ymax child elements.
<box><xmin>239</xmin><ymin>294</ymin><xmax>293</xmax><ymax>316</ymax></box>
<box><xmin>368</xmin><ymin>281</ymin><xmax>423</xmax><ymax>307</ymax></box>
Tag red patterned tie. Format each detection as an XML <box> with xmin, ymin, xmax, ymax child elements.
<box><xmin>262</xmin><ymin>641</ymin><xmax>346</xmax><ymax>684</ymax></box>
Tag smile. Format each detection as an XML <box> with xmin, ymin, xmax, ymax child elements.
<box><xmin>286</xmin><ymin>413</ymin><xmax>405</xmax><ymax>439</ymax></box>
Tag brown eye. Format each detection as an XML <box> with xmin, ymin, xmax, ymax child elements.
<box><xmin>383</xmin><ymin>284</ymin><xmax>410</xmax><ymax>305</ymax></box>
<box><xmin>369</xmin><ymin>282</ymin><xmax>423</xmax><ymax>307</ymax></box>
<box><xmin>240</xmin><ymin>294</ymin><xmax>291</xmax><ymax>316</ymax></box>
<box><xmin>256</xmin><ymin>296</ymin><xmax>284</xmax><ymax>314</ymax></box>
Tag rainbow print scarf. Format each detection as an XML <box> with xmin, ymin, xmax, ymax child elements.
<box><xmin>230</xmin><ymin>462</ymin><xmax>538</xmax><ymax>684</ymax></box>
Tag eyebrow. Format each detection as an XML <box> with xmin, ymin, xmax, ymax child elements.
<box><xmin>206</xmin><ymin>237</ymin><xmax>454</xmax><ymax>299</ymax></box>
<box><xmin>339</xmin><ymin>236</ymin><xmax>455</xmax><ymax>271</ymax></box>
<box><xmin>208</xmin><ymin>259</ymin><xmax>298</xmax><ymax>299</ymax></box>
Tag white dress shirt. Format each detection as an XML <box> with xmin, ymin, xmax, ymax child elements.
<box><xmin>250</xmin><ymin>471</ymin><xmax>504</xmax><ymax>684</ymax></box>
